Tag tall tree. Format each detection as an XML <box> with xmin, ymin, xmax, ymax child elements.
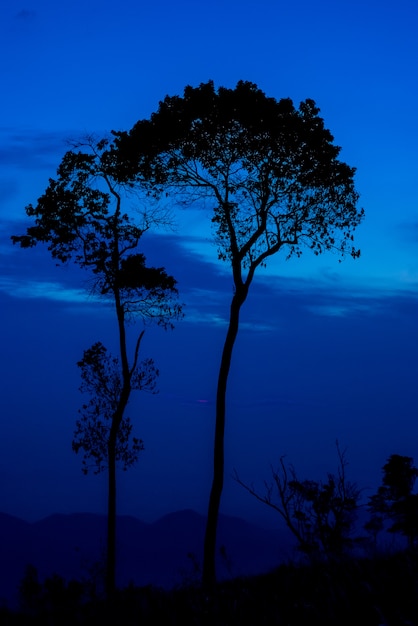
<box><xmin>12</xmin><ymin>136</ymin><xmax>182</xmax><ymax>597</ymax></box>
<box><xmin>114</xmin><ymin>80</ymin><xmax>364</xmax><ymax>586</ymax></box>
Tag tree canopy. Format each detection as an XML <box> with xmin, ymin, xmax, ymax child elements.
<box><xmin>114</xmin><ymin>80</ymin><xmax>363</xmax><ymax>276</ymax></box>
<box><xmin>12</xmin><ymin>136</ymin><xmax>181</xmax><ymax>326</ymax></box>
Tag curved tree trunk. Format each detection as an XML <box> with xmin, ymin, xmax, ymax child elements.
<box><xmin>105</xmin><ymin>291</ymin><xmax>131</xmax><ymax>600</ymax></box>
<box><xmin>106</xmin><ymin>383</ymin><xmax>131</xmax><ymax>599</ymax></box>
<box><xmin>202</xmin><ymin>289</ymin><xmax>247</xmax><ymax>588</ymax></box>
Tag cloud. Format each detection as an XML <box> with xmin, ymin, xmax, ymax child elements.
<box><xmin>400</xmin><ymin>221</ymin><xmax>418</xmax><ymax>244</ymax></box>
<box><xmin>304</xmin><ymin>303</ymin><xmax>372</xmax><ymax>317</ymax></box>
<box><xmin>0</xmin><ymin>275</ymin><xmax>105</xmax><ymax>307</ymax></box>
<box><xmin>15</xmin><ymin>9</ymin><xmax>36</xmax><ymax>21</ymax></box>
<box><xmin>184</xmin><ymin>309</ymin><xmax>228</xmax><ymax>327</ymax></box>
<box><xmin>0</xmin><ymin>179</ymin><xmax>18</xmax><ymax>205</ymax></box>
<box><xmin>3</xmin><ymin>220</ymin><xmax>417</xmax><ymax>335</ymax></box>
<box><xmin>0</xmin><ymin>128</ymin><xmax>70</xmax><ymax>171</ymax></box>
<box><xmin>395</xmin><ymin>263</ymin><xmax>418</xmax><ymax>287</ymax></box>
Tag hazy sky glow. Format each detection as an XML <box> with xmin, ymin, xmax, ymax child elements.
<box><xmin>0</xmin><ymin>0</ymin><xmax>417</xmax><ymax>527</ymax></box>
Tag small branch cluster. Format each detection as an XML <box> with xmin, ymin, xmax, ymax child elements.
<box><xmin>72</xmin><ymin>341</ymin><xmax>158</xmax><ymax>475</ymax></box>
<box><xmin>235</xmin><ymin>443</ymin><xmax>361</xmax><ymax>559</ymax></box>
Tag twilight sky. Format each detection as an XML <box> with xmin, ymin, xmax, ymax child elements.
<box><xmin>0</xmin><ymin>0</ymin><xmax>417</xmax><ymax>528</ymax></box>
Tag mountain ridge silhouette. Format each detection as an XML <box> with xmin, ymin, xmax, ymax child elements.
<box><xmin>0</xmin><ymin>509</ymin><xmax>294</xmax><ymax>608</ymax></box>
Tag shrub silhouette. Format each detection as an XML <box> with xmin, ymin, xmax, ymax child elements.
<box><xmin>235</xmin><ymin>443</ymin><xmax>361</xmax><ymax>559</ymax></box>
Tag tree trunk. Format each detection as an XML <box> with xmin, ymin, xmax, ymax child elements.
<box><xmin>106</xmin><ymin>444</ymin><xmax>117</xmax><ymax>599</ymax></box>
<box><xmin>105</xmin><ymin>293</ymin><xmax>131</xmax><ymax>600</ymax></box>
<box><xmin>202</xmin><ymin>290</ymin><xmax>246</xmax><ymax>588</ymax></box>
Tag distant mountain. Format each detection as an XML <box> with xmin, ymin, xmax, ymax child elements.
<box><xmin>0</xmin><ymin>510</ymin><xmax>294</xmax><ymax>609</ymax></box>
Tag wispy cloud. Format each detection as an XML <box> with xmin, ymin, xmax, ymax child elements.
<box><xmin>0</xmin><ymin>179</ymin><xmax>18</xmax><ymax>205</ymax></box>
<box><xmin>398</xmin><ymin>269</ymin><xmax>418</xmax><ymax>286</ymax></box>
<box><xmin>2</xmin><ymin>224</ymin><xmax>416</xmax><ymax>331</ymax></box>
<box><xmin>183</xmin><ymin>309</ymin><xmax>228</xmax><ymax>327</ymax></box>
<box><xmin>305</xmin><ymin>303</ymin><xmax>373</xmax><ymax>317</ymax></box>
<box><xmin>0</xmin><ymin>128</ymin><xmax>69</xmax><ymax>171</ymax></box>
<box><xmin>0</xmin><ymin>276</ymin><xmax>102</xmax><ymax>307</ymax></box>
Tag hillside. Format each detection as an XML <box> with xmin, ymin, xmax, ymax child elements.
<box><xmin>0</xmin><ymin>509</ymin><xmax>293</xmax><ymax>608</ymax></box>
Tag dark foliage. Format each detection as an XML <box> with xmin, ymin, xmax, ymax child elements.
<box><xmin>114</xmin><ymin>80</ymin><xmax>363</xmax><ymax>266</ymax></box>
<box><xmin>5</xmin><ymin>551</ymin><xmax>418</xmax><ymax>625</ymax></box>
<box><xmin>367</xmin><ymin>454</ymin><xmax>418</xmax><ymax>548</ymax></box>
<box><xmin>11</xmin><ymin>137</ymin><xmax>182</xmax><ymax>325</ymax></box>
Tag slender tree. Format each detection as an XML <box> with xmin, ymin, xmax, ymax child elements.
<box><xmin>114</xmin><ymin>80</ymin><xmax>364</xmax><ymax>585</ymax></box>
<box><xmin>12</xmin><ymin>136</ymin><xmax>182</xmax><ymax>597</ymax></box>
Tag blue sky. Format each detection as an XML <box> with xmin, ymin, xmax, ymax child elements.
<box><xmin>0</xmin><ymin>0</ymin><xmax>417</xmax><ymax>527</ymax></box>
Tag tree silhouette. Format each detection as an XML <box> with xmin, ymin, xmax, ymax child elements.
<box><xmin>114</xmin><ymin>80</ymin><xmax>364</xmax><ymax>585</ymax></box>
<box><xmin>12</xmin><ymin>135</ymin><xmax>182</xmax><ymax>598</ymax></box>
<box><xmin>235</xmin><ymin>443</ymin><xmax>360</xmax><ymax>559</ymax></box>
<box><xmin>367</xmin><ymin>454</ymin><xmax>418</xmax><ymax>548</ymax></box>
<box><xmin>72</xmin><ymin>340</ymin><xmax>158</xmax><ymax>475</ymax></box>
